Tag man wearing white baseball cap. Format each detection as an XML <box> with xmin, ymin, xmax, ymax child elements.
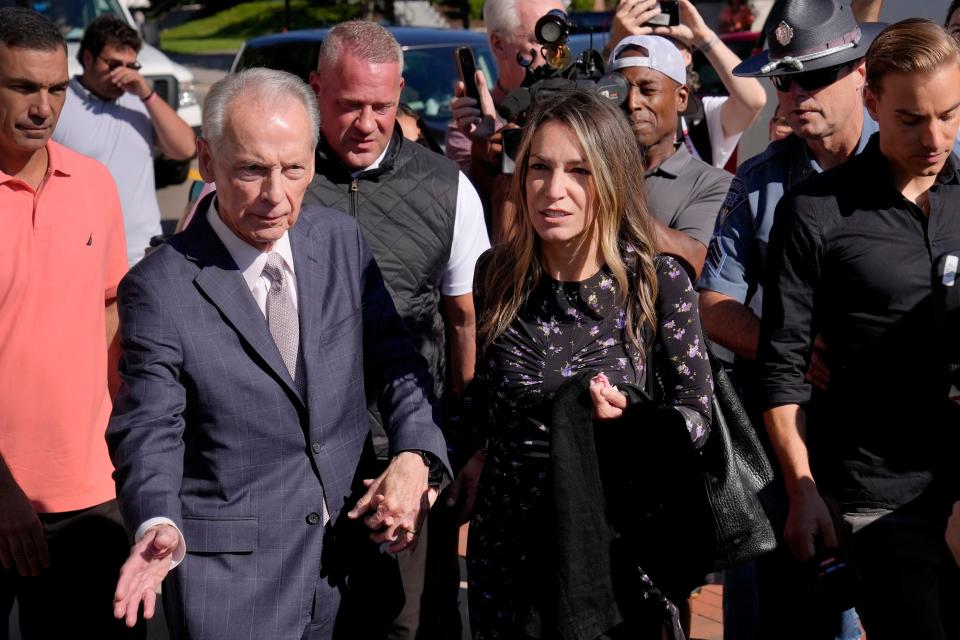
<box><xmin>609</xmin><ymin>34</ymin><xmax>731</xmax><ymax>279</ymax></box>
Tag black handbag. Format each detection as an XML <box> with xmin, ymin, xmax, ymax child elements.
<box><xmin>700</xmin><ymin>346</ymin><xmax>777</xmax><ymax>569</ymax></box>
<box><xmin>645</xmin><ymin>343</ymin><xmax>777</xmax><ymax>572</ymax></box>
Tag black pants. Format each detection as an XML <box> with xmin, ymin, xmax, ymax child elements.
<box><xmin>1</xmin><ymin>499</ymin><xmax>144</xmax><ymax>640</ymax></box>
<box><xmin>417</xmin><ymin>498</ymin><xmax>462</xmax><ymax>640</ymax></box>
<box><xmin>828</xmin><ymin>495</ymin><xmax>960</xmax><ymax>640</ymax></box>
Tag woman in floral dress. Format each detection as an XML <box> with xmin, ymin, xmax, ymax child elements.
<box><xmin>462</xmin><ymin>88</ymin><xmax>714</xmax><ymax>639</ymax></box>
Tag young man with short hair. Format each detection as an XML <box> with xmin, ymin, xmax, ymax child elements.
<box><xmin>53</xmin><ymin>14</ymin><xmax>195</xmax><ymax>266</ymax></box>
<box><xmin>609</xmin><ymin>34</ymin><xmax>732</xmax><ymax>278</ymax></box>
<box><xmin>759</xmin><ymin>18</ymin><xmax>960</xmax><ymax>638</ymax></box>
<box><xmin>697</xmin><ymin>2</ymin><xmax>881</xmax><ymax>637</ymax></box>
<box><xmin>305</xmin><ymin>21</ymin><xmax>487</xmax><ymax>640</ymax></box>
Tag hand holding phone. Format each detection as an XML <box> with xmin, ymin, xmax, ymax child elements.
<box><xmin>454</xmin><ymin>46</ymin><xmax>481</xmax><ymax>103</ymax></box>
<box><xmin>648</xmin><ymin>1</ymin><xmax>680</xmax><ymax>27</ymax></box>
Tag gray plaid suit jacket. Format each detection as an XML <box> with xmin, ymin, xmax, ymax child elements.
<box><xmin>107</xmin><ymin>197</ymin><xmax>449</xmax><ymax>640</ymax></box>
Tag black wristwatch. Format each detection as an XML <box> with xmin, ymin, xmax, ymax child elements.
<box><xmin>414</xmin><ymin>450</ymin><xmax>444</xmax><ymax>486</ymax></box>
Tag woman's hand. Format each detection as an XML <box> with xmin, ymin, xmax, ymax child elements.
<box><xmin>590</xmin><ymin>372</ymin><xmax>628</xmax><ymax>420</ymax></box>
<box><xmin>445</xmin><ymin>450</ymin><xmax>486</xmax><ymax>525</ymax></box>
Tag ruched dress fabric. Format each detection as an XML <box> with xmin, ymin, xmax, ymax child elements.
<box><xmin>466</xmin><ymin>255</ymin><xmax>713</xmax><ymax>639</ymax></box>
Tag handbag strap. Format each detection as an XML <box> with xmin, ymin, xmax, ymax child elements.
<box><xmin>637</xmin><ymin>567</ymin><xmax>686</xmax><ymax>640</ymax></box>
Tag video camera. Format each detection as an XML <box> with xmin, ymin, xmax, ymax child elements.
<box><xmin>497</xmin><ymin>9</ymin><xmax>628</xmax><ymax>173</ymax></box>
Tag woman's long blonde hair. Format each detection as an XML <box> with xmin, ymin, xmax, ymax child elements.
<box><xmin>477</xmin><ymin>88</ymin><xmax>660</xmax><ymax>352</ymax></box>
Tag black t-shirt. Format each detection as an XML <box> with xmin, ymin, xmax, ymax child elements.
<box><xmin>758</xmin><ymin>135</ymin><xmax>960</xmax><ymax>510</ymax></box>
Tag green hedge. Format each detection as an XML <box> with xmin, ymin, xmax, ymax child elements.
<box><xmin>160</xmin><ymin>0</ymin><xmax>361</xmax><ymax>52</ymax></box>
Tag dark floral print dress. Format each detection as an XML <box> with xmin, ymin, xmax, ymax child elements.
<box><xmin>466</xmin><ymin>255</ymin><xmax>713</xmax><ymax>640</ymax></box>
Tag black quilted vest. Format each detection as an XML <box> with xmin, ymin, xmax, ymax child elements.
<box><xmin>304</xmin><ymin>126</ymin><xmax>458</xmax><ymax>440</ymax></box>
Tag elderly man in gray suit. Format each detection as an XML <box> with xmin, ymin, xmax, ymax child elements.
<box><xmin>106</xmin><ymin>68</ymin><xmax>450</xmax><ymax>640</ymax></box>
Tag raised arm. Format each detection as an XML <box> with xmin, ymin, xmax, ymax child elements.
<box><xmin>608</xmin><ymin>0</ymin><xmax>766</xmax><ymax>138</ymax></box>
<box><xmin>111</xmin><ymin>66</ymin><xmax>195</xmax><ymax>161</ymax></box>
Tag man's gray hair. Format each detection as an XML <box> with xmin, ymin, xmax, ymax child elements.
<box><xmin>202</xmin><ymin>68</ymin><xmax>320</xmax><ymax>147</ymax></box>
<box><xmin>483</xmin><ymin>0</ymin><xmax>522</xmax><ymax>37</ymax></box>
<box><xmin>483</xmin><ymin>0</ymin><xmax>569</xmax><ymax>37</ymax></box>
<box><xmin>316</xmin><ymin>20</ymin><xmax>403</xmax><ymax>74</ymax></box>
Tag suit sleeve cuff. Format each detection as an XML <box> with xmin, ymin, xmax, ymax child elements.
<box><xmin>136</xmin><ymin>517</ymin><xmax>187</xmax><ymax>569</ymax></box>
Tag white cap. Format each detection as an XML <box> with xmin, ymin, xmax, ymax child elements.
<box><xmin>607</xmin><ymin>35</ymin><xmax>687</xmax><ymax>86</ymax></box>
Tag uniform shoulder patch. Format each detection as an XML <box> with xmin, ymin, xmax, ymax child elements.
<box><xmin>716</xmin><ymin>176</ymin><xmax>748</xmax><ymax>230</ymax></box>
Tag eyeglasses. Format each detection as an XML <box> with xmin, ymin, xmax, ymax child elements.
<box><xmin>99</xmin><ymin>56</ymin><xmax>142</xmax><ymax>72</ymax></box>
<box><xmin>770</xmin><ymin>62</ymin><xmax>852</xmax><ymax>93</ymax></box>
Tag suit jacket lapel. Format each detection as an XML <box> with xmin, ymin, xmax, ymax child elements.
<box><xmin>289</xmin><ymin>213</ymin><xmax>325</xmax><ymax>402</ymax></box>
<box><xmin>185</xmin><ymin>199</ymin><xmax>306</xmax><ymax>406</ymax></box>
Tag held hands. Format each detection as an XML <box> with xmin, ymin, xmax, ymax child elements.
<box><xmin>113</xmin><ymin>524</ymin><xmax>181</xmax><ymax>627</ymax></box>
<box><xmin>590</xmin><ymin>372</ymin><xmax>629</xmax><ymax>420</ymax></box>
<box><xmin>784</xmin><ymin>483</ymin><xmax>839</xmax><ymax>562</ymax></box>
<box><xmin>347</xmin><ymin>451</ymin><xmax>438</xmax><ymax>553</ymax></box>
<box><xmin>611</xmin><ymin>0</ymin><xmax>713</xmax><ymax>50</ymax></box>
<box><xmin>109</xmin><ymin>66</ymin><xmax>152</xmax><ymax>100</ymax></box>
<box><xmin>0</xmin><ymin>483</ymin><xmax>49</xmax><ymax>576</ymax></box>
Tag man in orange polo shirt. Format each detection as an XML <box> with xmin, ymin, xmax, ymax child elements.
<box><xmin>0</xmin><ymin>8</ymin><xmax>136</xmax><ymax>638</ymax></box>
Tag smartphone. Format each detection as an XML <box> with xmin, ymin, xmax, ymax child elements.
<box><xmin>454</xmin><ymin>46</ymin><xmax>481</xmax><ymax>103</ymax></box>
<box><xmin>648</xmin><ymin>0</ymin><xmax>680</xmax><ymax>27</ymax></box>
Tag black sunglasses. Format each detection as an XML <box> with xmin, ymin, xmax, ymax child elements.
<box><xmin>99</xmin><ymin>55</ymin><xmax>142</xmax><ymax>72</ymax></box>
<box><xmin>770</xmin><ymin>62</ymin><xmax>852</xmax><ymax>92</ymax></box>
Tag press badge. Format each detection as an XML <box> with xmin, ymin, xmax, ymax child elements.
<box><xmin>942</xmin><ymin>254</ymin><xmax>958</xmax><ymax>287</ymax></box>
<box><xmin>936</xmin><ymin>252</ymin><xmax>960</xmax><ymax>399</ymax></box>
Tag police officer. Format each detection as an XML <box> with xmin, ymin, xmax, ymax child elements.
<box><xmin>696</xmin><ymin>1</ymin><xmax>882</xmax><ymax>638</ymax></box>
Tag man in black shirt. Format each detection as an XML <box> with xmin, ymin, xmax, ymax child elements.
<box><xmin>759</xmin><ymin>19</ymin><xmax>960</xmax><ymax>639</ymax></box>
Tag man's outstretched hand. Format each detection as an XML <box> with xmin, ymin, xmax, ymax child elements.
<box><xmin>113</xmin><ymin>524</ymin><xmax>181</xmax><ymax>627</ymax></box>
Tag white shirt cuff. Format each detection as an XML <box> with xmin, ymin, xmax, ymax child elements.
<box><xmin>135</xmin><ymin>517</ymin><xmax>187</xmax><ymax>569</ymax></box>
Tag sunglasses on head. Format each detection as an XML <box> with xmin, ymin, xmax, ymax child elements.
<box><xmin>99</xmin><ymin>56</ymin><xmax>141</xmax><ymax>72</ymax></box>
<box><xmin>770</xmin><ymin>62</ymin><xmax>852</xmax><ymax>92</ymax></box>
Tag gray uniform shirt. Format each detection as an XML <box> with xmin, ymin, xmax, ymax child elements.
<box><xmin>698</xmin><ymin>114</ymin><xmax>879</xmax><ymax>316</ymax></box>
<box><xmin>644</xmin><ymin>144</ymin><xmax>732</xmax><ymax>247</ymax></box>
<box><xmin>54</xmin><ymin>78</ymin><xmax>161</xmax><ymax>267</ymax></box>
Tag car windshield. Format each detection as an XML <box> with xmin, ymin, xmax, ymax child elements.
<box><xmin>0</xmin><ymin>0</ymin><xmax>128</xmax><ymax>40</ymax></box>
<box><xmin>235</xmin><ymin>39</ymin><xmax>496</xmax><ymax>124</ymax></box>
<box><xmin>400</xmin><ymin>45</ymin><xmax>495</xmax><ymax>119</ymax></box>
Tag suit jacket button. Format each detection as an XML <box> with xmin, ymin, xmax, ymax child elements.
<box><xmin>312</xmin><ymin>442</ymin><xmax>322</xmax><ymax>454</ymax></box>
<box><xmin>307</xmin><ymin>512</ymin><xmax>321</xmax><ymax>525</ymax></box>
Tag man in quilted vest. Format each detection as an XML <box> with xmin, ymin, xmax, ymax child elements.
<box><xmin>304</xmin><ymin>20</ymin><xmax>489</xmax><ymax>640</ymax></box>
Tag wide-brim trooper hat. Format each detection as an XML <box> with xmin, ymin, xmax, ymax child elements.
<box><xmin>734</xmin><ymin>0</ymin><xmax>884</xmax><ymax>78</ymax></box>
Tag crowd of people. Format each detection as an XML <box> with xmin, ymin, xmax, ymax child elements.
<box><xmin>2</xmin><ymin>1</ymin><xmax>960</xmax><ymax>640</ymax></box>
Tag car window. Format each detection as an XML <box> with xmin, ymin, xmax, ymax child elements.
<box><xmin>400</xmin><ymin>45</ymin><xmax>495</xmax><ymax>119</ymax></box>
<box><xmin>234</xmin><ymin>41</ymin><xmax>322</xmax><ymax>82</ymax></box>
<box><xmin>235</xmin><ymin>39</ymin><xmax>494</xmax><ymax>126</ymax></box>
<box><xmin>1</xmin><ymin>0</ymin><xmax>128</xmax><ymax>40</ymax></box>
